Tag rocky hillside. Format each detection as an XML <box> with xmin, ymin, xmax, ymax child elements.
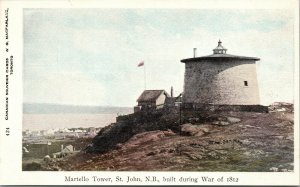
<box><xmin>41</xmin><ymin>103</ymin><xmax>294</xmax><ymax>172</ymax></box>
<box><xmin>85</xmin><ymin>107</ymin><xmax>181</xmax><ymax>153</ymax></box>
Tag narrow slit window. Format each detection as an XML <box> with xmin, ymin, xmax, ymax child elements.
<box><xmin>244</xmin><ymin>81</ymin><xmax>248</xmax><ymax>86</ymax></box>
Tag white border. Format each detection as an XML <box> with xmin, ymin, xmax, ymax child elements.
<box><xmin>0</xmin><ymin>0</ymin><xmax>299</xmax><ymax>185</ymax></box>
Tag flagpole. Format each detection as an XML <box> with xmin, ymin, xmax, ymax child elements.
<box><xmin>144</xmin><ymin>63</ymin><xmax>146</xmax><ymax>90</ymax></box>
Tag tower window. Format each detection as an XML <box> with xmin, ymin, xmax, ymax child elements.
<box><xmin>244</xmin><ymin>81</ymin><xmax>248</xmax><ymax>86</ymax></box>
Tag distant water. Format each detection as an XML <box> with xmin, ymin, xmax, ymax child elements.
<box><xmin>23</xmin><ymin>114</ymin><xmax>119</xmax><ymax>131</ymax></box>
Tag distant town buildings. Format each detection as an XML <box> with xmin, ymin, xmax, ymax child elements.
<box><xmin>23</xmin><ymin>127</ymin><xmax>100</xmax><ymax>160</ymax></box>
<box><xmin>22</xmin><ymin>127</ymin><xmax>100</xmax><ymax>143</ymax></box>
<box><xmin>52</xmin><ymin>144</ymin><xmax>75</xmax><ymax>158</ymax></box>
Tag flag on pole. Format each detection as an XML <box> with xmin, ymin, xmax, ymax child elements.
<box><xmin>137</xmin><ymin>60</ymin><xmax>146</xmax><ymax>89</ymax></box>
<box><xmin>137</xmin><ymin>61</ymin><xmax>144</xmax><ymax>67</ymax></box>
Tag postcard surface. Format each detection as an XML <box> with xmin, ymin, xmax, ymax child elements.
<box><xmin>0</xmin><ymin>0</ymin><xmax>299</xmax><ymax>185</ymax></box>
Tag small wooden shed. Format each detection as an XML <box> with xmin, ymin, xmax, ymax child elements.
<box><xmin>136</xmin><ymin>90</ymin><xmax>170</xmax><ymax>110</ymax></box>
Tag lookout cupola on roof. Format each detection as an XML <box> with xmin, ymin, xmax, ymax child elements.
<box><xmin>213</xmin><ymin>40</ymin><xmax>227</xmax><ymax>54</ymax></box>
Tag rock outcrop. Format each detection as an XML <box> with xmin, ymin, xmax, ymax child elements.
<box><xmin>85</xmin><ymin>108</ymin><xmax>244</xmax><ymax>153</ymax></box>
<box><xmin>85</xmin><ymin>108</ymin><xmax>181</xmax><ymax>153</ymax></box>
<box><xmin>38</xmin><ymin>103</ymin><xmax>294</xmax><ymax>172</ymax></box>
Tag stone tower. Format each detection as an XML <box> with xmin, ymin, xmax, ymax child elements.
<box><xmin>181</xmin><ymin>40</ymin><xmax>260</xmax><ymax>105</ymax></box>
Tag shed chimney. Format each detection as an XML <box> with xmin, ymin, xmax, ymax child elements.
<box><xmin>193</xmin><ymin>48</ymin><xmax>197</xmax><ymax>58</ymax></box>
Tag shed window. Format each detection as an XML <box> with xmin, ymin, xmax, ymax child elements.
<box><xmin>244</xmin><ymin>81</ymin><xmax>248</xmax><ymax>86</ymax></box>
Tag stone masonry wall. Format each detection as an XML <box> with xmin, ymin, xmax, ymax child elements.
<box><xmin>183</xmin><ymin>59</ymin><xmax>260</xmax><ymax>105</ymax></box>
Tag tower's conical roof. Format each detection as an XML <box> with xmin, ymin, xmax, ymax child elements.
<box><xmin>181</xmin><ymin>40</ymin><xmax>260</xmax><ymax>63</ymax></box>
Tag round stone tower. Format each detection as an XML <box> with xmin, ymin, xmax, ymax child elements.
<box><xmin>181</xmin><ymin>40</ymin><xmax>260</xmax><ymax>105</ymax></box>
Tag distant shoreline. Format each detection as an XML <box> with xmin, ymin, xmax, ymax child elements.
<box><xmin>23</xmin><ymin>103</ymin><xmax>133</xmax><ymax>114</ymax></box>
<box><xmin>23</xmin><ymin>113</ymin><xmax>120</xmax><ymax>131</ymax></box>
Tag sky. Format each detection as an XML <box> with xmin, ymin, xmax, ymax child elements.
<box><xmin>23</xmin><ymin>9</ymin><xmax>295</xmax><ymax>107</ymax></box>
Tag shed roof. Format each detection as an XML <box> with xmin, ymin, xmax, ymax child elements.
<box><xmin>62</xmin><ymin>145</ymin><xmax>74</xmax><ymax>153</ymax></box>
<box><xmin>165</xmin><ymin>95</ymin><xmax>182</xmax><ymax>104</ymax></box>
<box><xmin>137</xmin><ymin>90</ymin><xmax>169</xmax><ymax>102</ymax></box>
